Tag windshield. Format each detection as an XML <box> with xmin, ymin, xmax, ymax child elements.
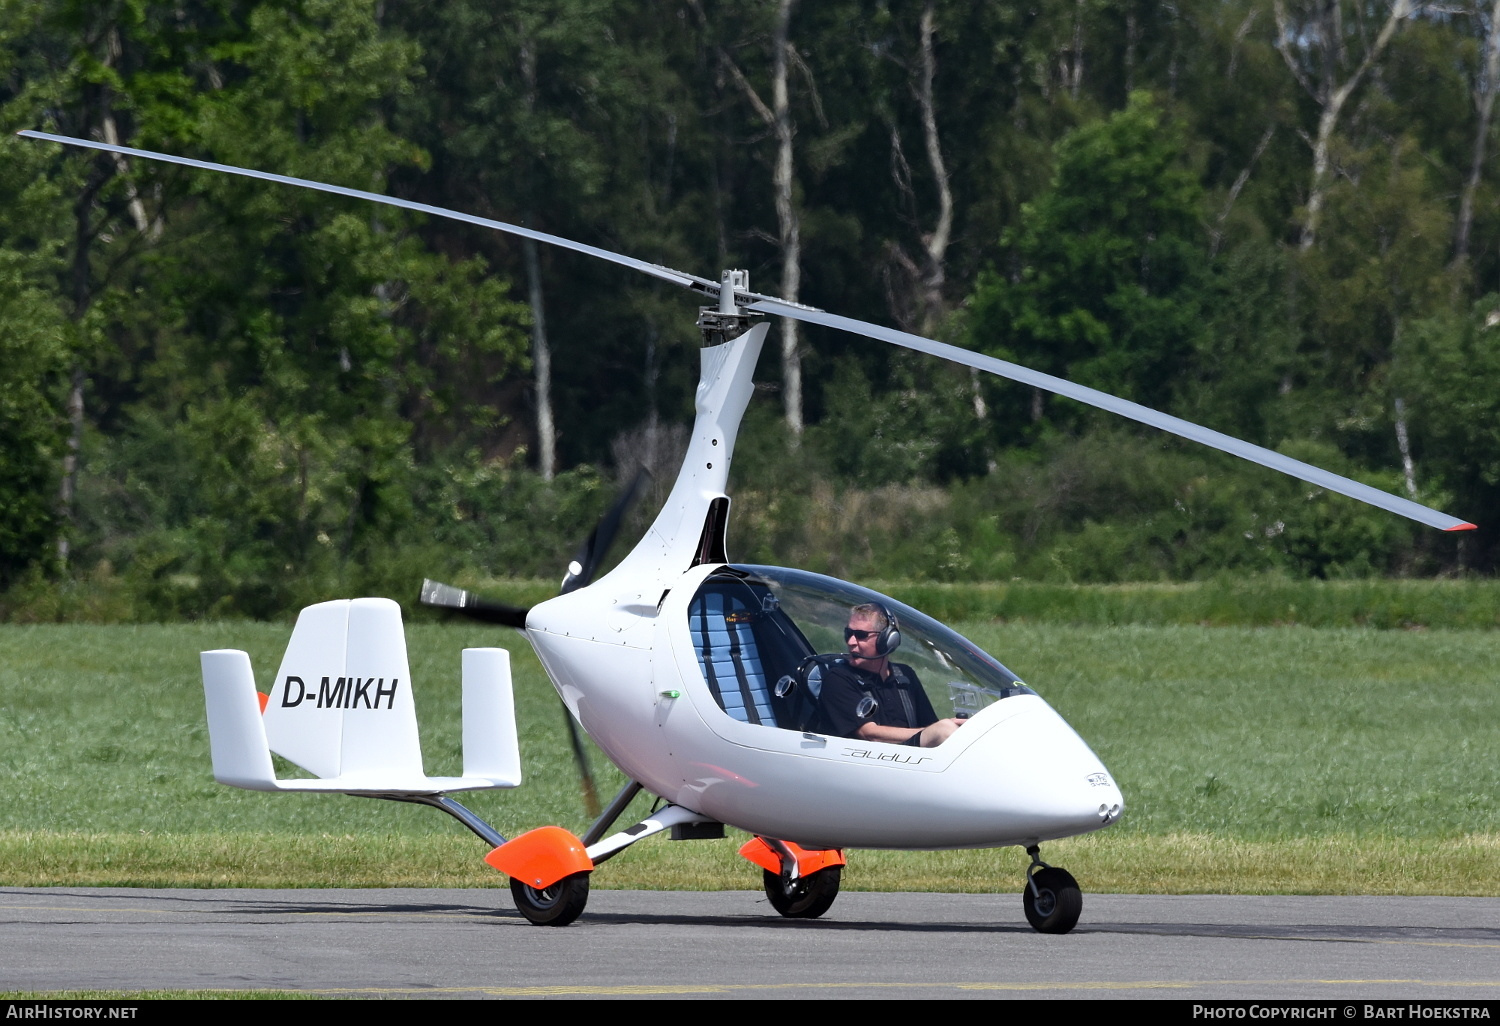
<box><xmin>685</xmin><ymin>564</ymin><xmax>1035</xmax><ymax>732</ymax></box>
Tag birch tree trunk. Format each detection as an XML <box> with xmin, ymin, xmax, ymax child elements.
<box><xmin>915</xmin><ymin>0</ymin><xmax>953</xmax><ymax>338</ymax></box>
<box><xmin>1210</xmin><ymin>123</ymin><xmax>1277</xmax><ymax>258</ymax></box>
<box><xmin>911</xmin><ymin>3</ymin><xmax>979</xmax><ymax>419</ymax></box>
<box><xmin>699</xmin><ymin>0</ymin><xmax>805</xmax><ymax>435</ymax></box>
<box><xmin>1454</xmin><ymin>0</ymin><xmax>1500</xmax><ymax>266</ymax></box>
<box><xmin>882</xmin><ymin>2</ymin><xmax>953</xmax><ymax>335</ymax></box>
<box><xmin>1068</xmin><ymin>0</ymin><xmax>1086</xmax><ymax>99</ymax></box>
<box><xmin>1273</xmin><ymin>0</ymin><xmax>1413</xmax><ymax>250</ymax></box>
<box><xmin>520</xmin><ymin>34</ymin><xmax>556</xmax><ymax>479</ymax></box>
<box><xmin>1394</xmin><ymin>395</ymin><xmax>1417</xmax><ymax>497</ymax></box>
<box><xmin>770</xmin><ymin>0</ymin><xmax>802</xmax><ymax>436</ymax></box>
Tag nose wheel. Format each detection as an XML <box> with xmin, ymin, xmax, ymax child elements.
<box><xmin>1022</xmin><ymin>846</ymin><xmax>1082</xmax><ymax>934</ymax></box>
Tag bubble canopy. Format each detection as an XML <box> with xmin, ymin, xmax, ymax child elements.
<box><xmin>698</xmin><ymin>565</ymin><xmax>1036</xmax><ymax>725</ymax></box>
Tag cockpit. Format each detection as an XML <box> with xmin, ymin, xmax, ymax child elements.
<box><xmin>687</xmin><ymin>565</ymin><xmax>1035</xmax><ymax>736</ymax></box>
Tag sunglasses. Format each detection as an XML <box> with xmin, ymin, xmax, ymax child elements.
<box><xmin>844</xmin><ymin>627</ymin><xmax>879</xmax><ymax>641</ymax></box>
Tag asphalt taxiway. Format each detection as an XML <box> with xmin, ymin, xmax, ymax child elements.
<box><xmin>2</xmin><ymin>888</ymin><xmax>1497</xmax><ymax>999</ymax></box>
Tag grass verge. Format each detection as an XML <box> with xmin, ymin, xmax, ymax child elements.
<box><xmin>2</xmin><ymin>620</ymin><xmax>1496</xmax><ymax>894</ymax></box>
<box><xmin>4</xmin><ymin>830</ymin><xmax>1498</xmax><ymax>896</ymax></box>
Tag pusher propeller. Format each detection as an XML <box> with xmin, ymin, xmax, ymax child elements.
<box><xmin>421</xmin><ymin>564</ymin><xmax>602</xmax><ymax>816</ymax></box>
<box><xmin>561</xmin><ymin>469</ymin><xmax>647</xmax><ymax>594</ymax></box>
<box><xmin>417</xmin><ymin>470</ymin><xmax>648</xmax><ymax>819</ymax></box>
<box><xmin>418</xmin><ymin>578</ymin><xmax>528</xmax><ymax>628</ymax></box>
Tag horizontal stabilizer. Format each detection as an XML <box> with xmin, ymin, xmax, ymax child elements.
<box><xmin>200</xmin><ymin>598</ymin><xmax>520</xmax><ymax>794</ymax></box>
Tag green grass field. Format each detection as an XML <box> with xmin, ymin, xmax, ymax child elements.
<box><xmin>1</xmin><ymin>619</ymin><xmax>1496</xmax><ymax>893</ymax></box>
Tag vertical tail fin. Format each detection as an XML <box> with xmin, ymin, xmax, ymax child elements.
<box><xmin>200</xmin><ymin>649</ymin><xmax>278</xmax><ymax>790</ymax></box>
<box><xmin>262</xmin><ymin>598</ymin><xmax>422</xmax><ymax>780</ymax></box>
<box><xmin>463</xmin><ymin>648</ymin><xmax>522</xmax><ymax>783</ymax></box>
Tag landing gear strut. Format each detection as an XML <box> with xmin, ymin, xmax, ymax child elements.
<box><xmin>1021</xmin><ymin>845</ymin><xmax>1082</xmax><ymax>934</ymax></box>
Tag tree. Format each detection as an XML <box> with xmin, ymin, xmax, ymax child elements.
<box><xmin>390</xmin><ymin>0</ymin><xmax>705</xmax><ymax>472</ymax></box>
<box><xmin>144</xmin><ymin>0</ymin><xmax>530</xmax><ymax>600</ymax></box>
<box><xmin>3</xmin><ymin>0</ymin><xmax>192</xmax><ymax>568</ymax></box>
<box><xmin>871</xmin><ymin>0</ymin><xmax>954</xmax><ymax>339</ymax></box>
<box><xmin>964</xmin><ymin>93</ymin><xmax>1209</xmax><ymax>431</ymax></box>
<box><xmin>0</xmin><ymin>139</ymin><xmax>68</xmax><ymax>586</ymax></box>
<box><xmin>1407</xmin><ymin>299</ymin><xmax>1500</xmax><ymax>568</ymax></box>
<box><xmin>3</xmin><ymin>0</ymin><xmax>530</xmax><ymax>612</ymax></box>
<box><xmin>1297</xmin><ymin>136</ymin><xmax>1458</xmax><ymax>485</ymax></box>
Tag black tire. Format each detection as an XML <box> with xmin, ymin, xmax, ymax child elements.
<box><xmin>1022</xmin><ymin>866</ymin><xmax>1082</xmax><ymax>934</ymax></box>
<box><xmin>510</xmin><ymin>871</ymin><xmax>590</xmax><ymax>926</ymax></box>
<box><xmin>763</xmin><ymin>865</ymin><xmax>841</xmax><ymax>919</ymax></box>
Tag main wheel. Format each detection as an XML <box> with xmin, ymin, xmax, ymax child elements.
<box><xmin>1022</xmin><ymin>866</ymin><xmax>1082</xmax><ymax>934</ymax></box>
<box><xmin>763</xmin><ymin>866</ymin><xmax>841</xmax><ymax>919</ymax></box>
<box><xmin>510</xmin><ymin>871</ymin><xmax>590</xmax><ymax>926</ymax></box>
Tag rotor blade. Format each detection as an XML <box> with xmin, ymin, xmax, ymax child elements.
<box><xmin>18</xmin><ymin>130</ymin><xmax>717</xmax><ymax>295</ymax></box>
<box><xmin>750</xmin><ymin>298</ymin><xmax>1476</xmax><ymax>533</ymax></box>
<box><xmin>22</xmin><ymin>130</ymin><xmax>1473</xmax><ymax>532</ymax></box>
<box><xmin>560</xmin><ymin>469</ymin><xmax>648</xmax><ymax>595</ymax></box>
<box><xmin>418</xmin><ymin>578</ymin><xmax>529</xmax><ymax>629</ymax></box>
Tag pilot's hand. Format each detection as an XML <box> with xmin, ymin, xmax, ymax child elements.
<box><xmin>917</xmin><ymin>718</ymin><xmax>965</xmax><ymax>747</ymax></box>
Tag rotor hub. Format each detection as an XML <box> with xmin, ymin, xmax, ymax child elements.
<box><xmin>698</xmin><ymin>269</ymin><xmax>759</xmax><ymax>345</ymax></box>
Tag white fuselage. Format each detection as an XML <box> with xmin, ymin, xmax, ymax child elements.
<box><xmin>525</xmin><ymin>324</ymin><xmax>1124</xmax><ymax>850</ymax></box>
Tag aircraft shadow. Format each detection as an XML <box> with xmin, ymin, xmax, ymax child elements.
<box><xmin>8</xmin><ymin>890</ymin><xmax>1496</xmax><ymax>945</ymax></box>
<box><xmin>0</xmin><ymin>887</ymin><xmax>503</xmax><ymax>920</ymax></box>
<box><xmin>561</xmin><ymin>912</ymin><xmax>1500</xmax><ymax>943</ymax></box>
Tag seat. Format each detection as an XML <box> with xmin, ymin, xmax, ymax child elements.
<box><xmin>689</xmin><ymin>586</ymin><xmax>777</xmax><ymax>726</ymax></box>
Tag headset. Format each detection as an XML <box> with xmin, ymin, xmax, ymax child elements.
<box><xmin>870</xmin><ymin>602</ymin><xmax>901</xmax><ymax>657</ymax></box>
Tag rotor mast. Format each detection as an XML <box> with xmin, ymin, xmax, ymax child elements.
<box><xmin>698</xmin><ymin>269</ymin><xmax>759</xmax><ymax>346</ymax></box>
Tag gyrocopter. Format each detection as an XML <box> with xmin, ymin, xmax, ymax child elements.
<box><xmin>21</xmin><ymin>129</ymin><xmax>1476</xmax><ymax>935</ymax></box>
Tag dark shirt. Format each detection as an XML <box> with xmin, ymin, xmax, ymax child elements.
<box><xmin>819</xmin><ymin>659</ymin><xmax>938</xmax><ymax>740</ymax></box>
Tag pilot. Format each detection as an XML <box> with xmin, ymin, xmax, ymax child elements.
<box><xmin>820</xmin><ymin>603</ymin><xmax>965</xmax><ymax>747</ymax></box>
